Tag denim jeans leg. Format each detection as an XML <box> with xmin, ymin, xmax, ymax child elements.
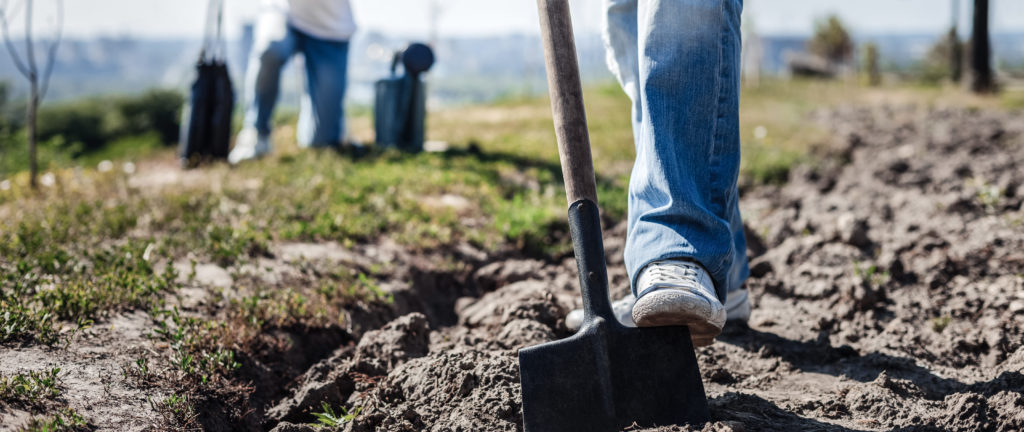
<box><xmin>296</xmin><ymin>34</ymin><xmax>350</xmax><ymax>147</ymax></box>
<box><xmin>620</xmin><ymin>0</ymin><xmax>747</xmax><ymax>302</ymax></box>
<box><xmin>243</xmin><ymin>12</ymin><xmax>298</xmax><ymax>137</ymax></box>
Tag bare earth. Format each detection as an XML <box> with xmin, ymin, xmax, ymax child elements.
<box><xmin>3</xmin><ymin>104</ymin><xmax>1023</xmax><ymax>431</ymax></box>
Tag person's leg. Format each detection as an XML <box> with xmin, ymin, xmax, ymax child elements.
<box><xmin>297</xmin><ymin>31</ymin><xmax>350</xmax><ymax>147</ymax></box>
<box><xmin>242</xmin><ymin>12</ymin><xmax>298</xmax><ymax>138</ymax></box>
<box><xmin>626</xmin><ymin>0</ymin><xmax>748</xmax><ymax>303</ymax></box>
<box><xmin>602</xmin><ymin>0</ymin><xmax>641</xmax><ymax>143</ymax></box>
<box><xmin>230</xmin><ymin>12</ymin><xmax>298</xmax><ymax>164</ymax></box>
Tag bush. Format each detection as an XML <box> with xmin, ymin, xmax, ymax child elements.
<box><xmin>34</xmin><ymin>89</ymin><xmax>184</xmax><ymax>156</ymax></box>
<box><xmin>1</xmin><ymin>87</ymin><xmax>185</xmax><ymax>174</ymax></box>
<box><xmin>115</xmin><ymin>89</ymin><xmax>184</xmax><ymax>145</ymax></box>
<box><xmin>37</xmin><ymin>100</ymin><xmax>109</xmax><ymax>154</ymax></box>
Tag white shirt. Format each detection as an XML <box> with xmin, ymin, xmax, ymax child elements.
<box><xmin>263</xmin><ymin>0</ymin><xmax>357</xmax><ymax>41</ymax></box>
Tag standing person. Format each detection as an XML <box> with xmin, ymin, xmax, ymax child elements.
<box><xmin>566</xmin><ymin>0</ymin><xmax>751</xmax><ymax>346</ymax></box>
<box><xmin>229</xmin><ymin>0</ymin><xmax>356</xmax><ymax>164</ymax></box>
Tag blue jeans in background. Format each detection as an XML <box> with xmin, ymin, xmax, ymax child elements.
<box><xmin>603</xmin><ymin>0</ymin><xmax>748</xmax><ymax>302</ymax></box>
<box><xmin>244</xmin><ymin>14</ymin><xmax>349</xmax><ymax>147</ymax></box>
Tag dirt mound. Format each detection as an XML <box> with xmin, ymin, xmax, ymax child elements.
<box><xmin>251</xmin><ymin>105</ymin><xmax>1024</xmax><ymax>431</ymax></box>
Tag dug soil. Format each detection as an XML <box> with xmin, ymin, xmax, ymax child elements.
<box><xmin>265</xmin><ymin>105</ymin><xmax>1024</xmax><ymax>431</ymax></box>
<box><xmin>4</xmin><ymin>104</ymin><xmax>1023</xmax><ymax>431</ymax></box>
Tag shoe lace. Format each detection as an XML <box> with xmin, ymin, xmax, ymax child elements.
<box><xmin>642</xmin><ymin>261</ymin><xmax>701</xmax><ymax>292</ymax></box>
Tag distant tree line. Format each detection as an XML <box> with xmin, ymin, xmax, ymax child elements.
<box><xmin>803</xmin><ymin>0</ymin><xmax>997</xmax><ymax>92</ymax></box>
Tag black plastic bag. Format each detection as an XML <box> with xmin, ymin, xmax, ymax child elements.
<box><xmin>179</xmin><ymin>0</ymin><xmax>234</xmax><ymax>168</ymax></box>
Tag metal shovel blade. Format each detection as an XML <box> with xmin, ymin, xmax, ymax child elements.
<box><xmin>518</xmin><ymin>200</ymin><xmax>710</xmax><ymax>432</ymax></box>
<box><xmin>519</xmin><ymin>318</ymin><xmax>709</xmax><ymax>431</ymax></box>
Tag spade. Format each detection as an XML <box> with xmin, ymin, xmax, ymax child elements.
<box><xmin>518</xmin><ymin>1</ymin><xmax>711</xmax><ymax>431</ymax></box>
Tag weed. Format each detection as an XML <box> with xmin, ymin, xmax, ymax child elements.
<box><xmin>149</xmin><ymin>307</ymin><xmax>241</xmax><ymax>384</ymax></box>
<box><xmin>931</xmin><ymin>316</ymin><xmax>953</xmax><ymax>333</ymax></box>
<box><xmin>152</xmin><ymin>392</ymin><xmax>199</xmax><ymax>429</ymax></box>
<box><xmin>854</xmin><ymin>261</ymin><xmax>890</xmax><ymax>287</ymax></box>
<box><xmin>1</xmin><ymin>240</ymin><xmax>178</xmax><ymax>344</ymax></box>
<box><xmin>313</xmin><ymin>401</ymin><xmax>361</xmax><ymax>428</ymax></box>
<box><xmin>355</xmin><ymin>273</ymin><xmax>393</xmax><ymax>305</ymax></box>
<box><xmin>0</xmin><ymin>306</ymin><xmax>60</xmax><ymax>345</ymax></box>
<box><xmin>969</xmin><ymin>178</ymin><xmax>1003</xmax><ymax>212</ymax></box>
<box><xmin>0</xmin><ymin>367</ymin><xmax>62</xmax><ymax>407</ymax></box>
<box><xmin>17</xmin><ymin>407</ymin><xmax>88</xmax><ymax>432</ymax></box>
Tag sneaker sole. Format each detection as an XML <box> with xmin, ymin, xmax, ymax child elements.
<box><xmin>632</xmin><ymin>290</ymin><xmax>725</xmax><ymax>347</ymax></box>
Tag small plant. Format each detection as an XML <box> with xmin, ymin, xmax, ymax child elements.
<box><xmin>931</xmin><ymin>316</ymin><xmax>953</xmax><ymax>333</ymax></box>
<box><xmin>313</xmin><ymin>402</ymin><xmax>361</xmax><ymax>428</ymax></box>
<box><xmin>62</xmin><ymin>317</ymin><xmax>93</xmax><ymax>350</ymax></box>
<box><xmin>356</xmin><ymin>273</ymin><xmax>393</xmax><ymax>304</ymax></box>
<box><xmin>18</xmin><ymin>407</ymin><xmax>88</xmax><ymax>432</ymax></box>
<box><xmin>162</xmin><ymin>393</ymin><xmax>189</xmax><ymax>414</ymax></box>
<box><xmin>152</xmin><ymin>392</ymin><xmax>198</xmax><ymax>428</ymax></box>
<box><xmin>853</xmin><ymin>261</ymin><xmax>890</xmax><ymax>287</ymax></box>
<box><xmin>0</xmin><ymin>305</ymin><xmax>60</xmax><ymax>345</ymax></box>
<box><xmin>148</xmin><ymin>307</ymin><xmax>240</xmax><ymax>384</ymax></box>
<box><xmin>122</xmin><ymin>356</ymin><xmax>158</xmax><ymax>387</ymax></box>
<box><xmin>0</xmin><ymin>367</ymin><xmax>62</xmax><ymax>406</ymax></box>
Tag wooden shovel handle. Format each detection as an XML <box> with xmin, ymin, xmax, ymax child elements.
<box><xmin>537</xmin><ymin>0</ymin><xmax>598</xmax><ymax>206</ymax></box>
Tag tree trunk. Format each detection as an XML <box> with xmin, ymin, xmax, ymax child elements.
<box><xmin>969</xmin><ymin>0</ymin><xmax>994</xmax><ymax>93</ymax></box>
<box><xmin>950</xmin><ymin>0</ymin><xmax>962</xmax><ymax>82</ymax></box>
<box><xmin>950</xmin><ymin>28</ymin><xmax>963</xmax><ymax>83</ymax></box>
<box><xmin>28</xmin><ymin>84</ymin><xmax>38</xmax><ymax>188</ymax></box>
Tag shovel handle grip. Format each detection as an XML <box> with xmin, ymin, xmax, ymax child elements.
<box><xmin>537</xmin><ymin>0</ymin><xmax>598</xmax><ymax>206</ymax></box>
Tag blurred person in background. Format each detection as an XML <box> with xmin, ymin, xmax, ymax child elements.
<box><xmin>229</xmin><ymin>0</ymin><xmax>356</xmax><ymax>164</ymax></box>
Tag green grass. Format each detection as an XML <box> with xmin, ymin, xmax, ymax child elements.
<box><xmin>2</xmin><ymin>80</ymin><xmax>1014</xmax><ymax>346</ymax></box>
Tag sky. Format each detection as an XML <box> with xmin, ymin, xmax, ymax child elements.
<box><xmin>1</xmin><ymin>0</ymin><xmax>1023</xmax><ymax>40</ymax></box>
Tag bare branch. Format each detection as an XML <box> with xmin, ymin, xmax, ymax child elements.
<box><xmin>0</xmin><ymin>0</ymin><xmax>32</xmax><ymax>78</ymax></box>
<box><xmin>38</xmin><ymin>0</ymin><xmax>62</xmax><ymax>100</ymax></box>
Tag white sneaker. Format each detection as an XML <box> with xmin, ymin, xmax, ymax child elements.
<box><xmin>564</xmin><ymin>288</ymin><xmax>750</xmax><ymax>332</ymax></box>
<box><xmin>564</xmin><ymin>294</ymin><xmax>636</xmax><ymax>332</ymax></box>
<box><xmin>632</xmin><ymin>260</ymin><xmax>726</xmax><ymax>347</ymax></box>
<box><xmin>228</xmin><ymin>128</ymin><xmax>271</xmax><ymax>165</ymax></box>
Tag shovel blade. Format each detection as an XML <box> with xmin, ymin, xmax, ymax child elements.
<box><xmin>519</xmin><ymin>318</ymin><xmax>709</xmax><ymax>432</ymax></box>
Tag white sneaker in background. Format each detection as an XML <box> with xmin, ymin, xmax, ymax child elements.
<box><xmin>228</xmin><ymin>128</ymin><xmax>271</xmax><ymax>165</ymax></box>
<box><xmin>565</xmin><ymin>294</ymin><xmax>636</xmax><ymax>331</ymax></box>
<box><xmin>724</xmin><ymin>288</ymin><xmax>751</xmax><ymax>323</ymax></box>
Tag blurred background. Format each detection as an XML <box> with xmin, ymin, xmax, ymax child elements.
<box><xmin>1</xmin><ymin>0</ymin><xmax>1023</xmax><ymax>177</ymax></box>
<box><xmin>3</xmin><ymin>0</ymin><xmax>1023</xmax><ymax>104</ymax></box>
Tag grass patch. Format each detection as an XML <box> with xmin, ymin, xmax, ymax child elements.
<box><xmin>151</xmin><ymin>392</ymin><xmax>198</xmax><ymax>429</ymax></box>
<box><xmin>17</xmin><ymin>407</ymin><xmax>88</xmax><ymax>432</ymax></box>
<box><xmin>0</xmin><ymin>368</ymin><xmax>62</xmax><ymax>407</ymax></box>
<box><xmin>3</xmin><ymin>80</ymin><xmax>1010</xmax><ymax>347</ymax></box>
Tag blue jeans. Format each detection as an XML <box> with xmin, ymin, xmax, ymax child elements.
<box><xmin>243</xmin><ymin>14</ymin><xmax>349</xmax><ymax>147</ymax></box>
<box><xmin>603</xmin><ymin>0</ymin><xmax>748</xmax><ymax>302</ymax></box>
